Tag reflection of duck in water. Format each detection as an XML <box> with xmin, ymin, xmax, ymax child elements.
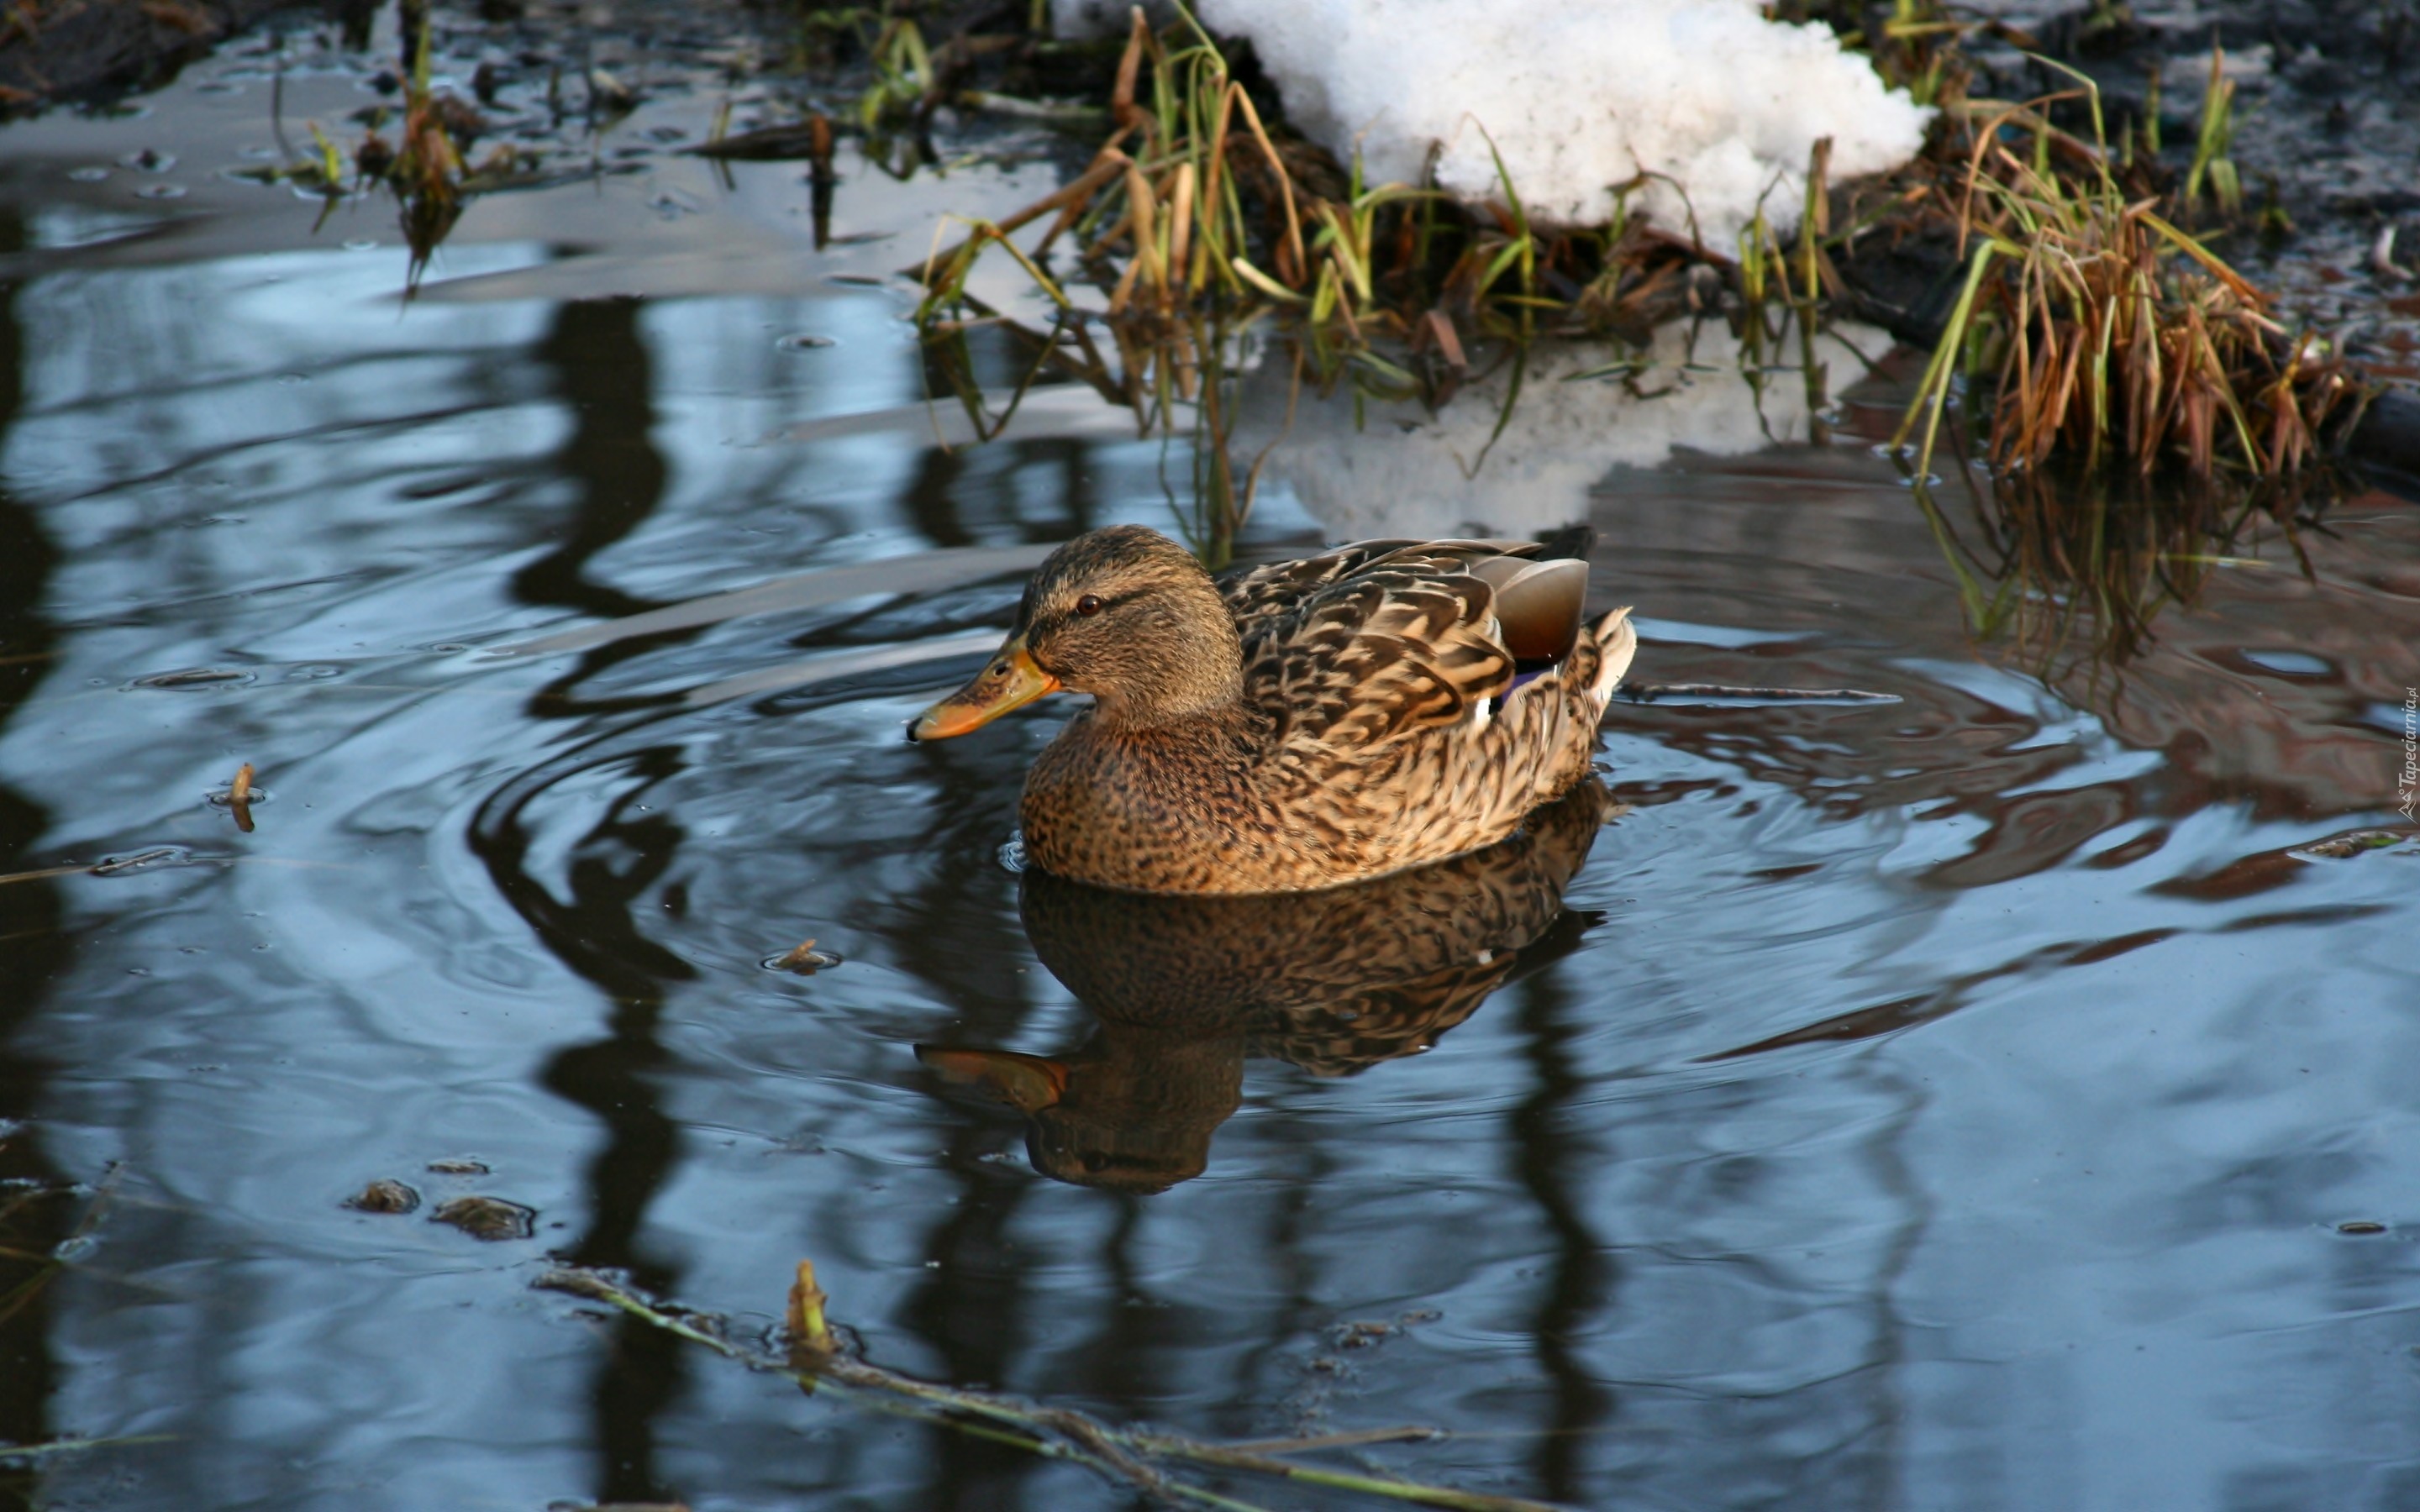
<box><xmin>908</xmin><ymin>526</ymin><xmax>1635</xmax><ymax>895</ymax></box>
<box><xmin>918</xmin><ymin>782</ymin><xmax>1613</xmax><ymax>1192</ymax></box>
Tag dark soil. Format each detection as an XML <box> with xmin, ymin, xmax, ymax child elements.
<box><xmin>0</xmin><ymin>0</ymin><xmax>372</xmax><ymax>108</ymax></box>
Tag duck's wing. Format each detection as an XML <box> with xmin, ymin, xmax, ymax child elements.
<box><xmin>1216</xmin><ymin>538</ymin><xmax>1536</xmax><ymax>639</ymax></box>
<box><xmin>1241</xmin><ymin>545</ymin><xmax>1581</xmax><ymax>752</ymax></box>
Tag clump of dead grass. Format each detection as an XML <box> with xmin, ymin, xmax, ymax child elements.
<box><xmin>910</xmin><ymin>9</ymin><xmax>1718</xmax><ymax>347</ymax></box>
<box><xmin>370</xmin><ymin>24</ymin><xmax>549</xmax><ymax>284</ymax></box>
<box><xmin>1893</xmin><ymin>64</ymin><xmax>2354</xmax><ymax>483</ymax></box>
<box><xmin>896</xmin><ymin>9</ymin><xmax>2356</xmax><ymax>507</ymax></box>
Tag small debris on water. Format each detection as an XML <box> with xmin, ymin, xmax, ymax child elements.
<box><xmin>211</xmin><ymin>763</ymin><xmax>259</xmax><ymax>832</ymax></box>
<box><xmin>134</xmin><ymin>184</ymin><xmax>187</xmax><ymax>201</ymax></box>
<box><xmin>2371</xmin><ymin>227</ymin><xmax>2412</xmax><ymax>284</ymax></box>
<box><xmin>344</xmin><ymin>1179</ymin><xmax>421</xmax><ymax>1214</ymax></box>
<box><xmin>764</xmin><ymin>938</ymin><xmax>841</xmax><ymax>974</ymax></box>
<box><xmin>1325</xmin><ymin>1309</ymin><xmax>1440</xmax><ymax>1352</ymax></box>
<box><xmin>587</xmin><ymin>68</ymin><xmax>637</xmax><ymax>115</ymax></box>
<box><xmin>692</xmin><ymin>114</ymin><xmax>833</xmax><ymax>161</ymax></box>
<box><xmin>534</xmin><ymin>1268</ymin><xmax>624</xmax><ymax>1305</ymax></box>
<box><xmin>118</xmin><ymin>149</ymin><xmax>175</xmax><ymax>172</ymax></box>
<box><xmin>2337</xmin><ymin>1221</ymin><xmax>2388</xmax><ymax>1236</ymax></box>
<box><xmin>775</xmin><ymin>333</ymin><xmax>835</xmax><ymax>351</ymax></box>
<box><xmin>2291</xmin><ymin>830</ymin><xmax>2408</xmax><ymax>860</ymax></box>
<box><xmin>132</xmin><ymin>667</ymin><xmax>253</xmax><ymax>690</ymax></box>
<box><xmin>90</xmin><ymin>847</ymin><xmax>190</xmax><ymax>876</ymax></box>
<box><xmin>431</xmin><ymin>1195</ymin><xmax>536</xmax><ymax>1242</ymax></box>
<box><xmin>426</xmin><ymin>1157</ymin><xmax>491</xmax><ymax>1175</ymax></box>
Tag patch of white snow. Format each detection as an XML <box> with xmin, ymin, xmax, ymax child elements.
<box><xmin>1058</xmin><ymin>0</ymin><xmax>1933</xmax><ymax>246</ymax></box>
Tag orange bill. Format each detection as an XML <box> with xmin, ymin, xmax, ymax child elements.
<box><xmin>908</xmin><ymin>635</ymin><xmax>1060</xmax><ymax>741</ymax></box>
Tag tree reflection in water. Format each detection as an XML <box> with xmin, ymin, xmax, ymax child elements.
<box><xmin>0</xmin><ymin>205</ymin><xmax>71</xmax><ymax>1512</ymax></box>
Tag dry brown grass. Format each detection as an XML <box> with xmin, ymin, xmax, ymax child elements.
<box><xmin>911</xmin><ymin>10</ymin><xmax>1712</xmax><ymax>345</ymax></box>
<box><xmin>1894</xmin><ymin>68</ymin><xmax>2355</xmax><ymax>482</ymax></box>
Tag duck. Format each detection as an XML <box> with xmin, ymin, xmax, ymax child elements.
<box><xmin>908</xmin><ymin>523</ymin><xmax>1636</xmax><ymax>895</ymax></box>
<box><xmin>918</xmin><ymin>780</ymin><xmax>1614</xmax><ymax>1191</ymax></box>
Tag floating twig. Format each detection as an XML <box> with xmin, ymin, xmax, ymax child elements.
<box><xmin>535</xmin><ymin>1263</ymin><xmax>1565</xmax><ymax>1512</ymax></box>
<box><xmin>959</xmin><ymin>91</ymin><xmax>1110</xmax><ymax>128</ymax></box>
<box><xmin>1616</xmin><ymin>682</ymin><xmax>1901</xmax><ymax>706</ymax></box>
<box><xmin>2371</xmin><ymin>226</ymin><xmax>2412</xmax><ymax>283</ymax></box>
<box><xmin>0</xmin><ymin>1435</ymin><xmax>178</xmax><ymax>1465</ymax></box>
<box><xmin>1227</xmin><ymin>1426</ymin><xmax>1446</xmax><ymax>1453</ymax></box>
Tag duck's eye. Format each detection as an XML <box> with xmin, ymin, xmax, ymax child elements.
<box><xmin>1075</xmin><ymin>594</ymin><xmax>1103</xmax><ymax>617</ymax></box>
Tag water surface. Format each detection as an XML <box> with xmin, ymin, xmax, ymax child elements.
<box><xmin>2</xmin><ymin>12</ymin><xmax>2418</xmax><ymax>1512</ymax></box>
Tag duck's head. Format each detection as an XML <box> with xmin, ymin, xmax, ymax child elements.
<box><xmin>910</xmin><ymin>525</ymin><xmax>1241</xmax><ymax>740</ymax></box>
<box><xmin>915</xmin><ymin>1031</ymin><xmax>1242</xmax><ymax>1194</ymax></box>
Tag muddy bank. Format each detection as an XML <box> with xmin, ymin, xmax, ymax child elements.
<box><xmin>8</xmin><ymin>0</ymin><xmax>2418</xmax><ymax>492</ymax></box>
<box><xmin>0</xmin><ymin>0</ymin><xmax>370</xmax><ymax>107</ymax></box>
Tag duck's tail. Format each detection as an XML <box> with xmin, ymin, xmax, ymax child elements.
<box><xmin>1583</xmin><ymin>606</ymin><xmax>1638</xmax><ymax>708</ymax></box>
<box><xmin>1498</xmin><ymin>603</ymin><xmax>1635</xmax><ymax>811</ymax></box>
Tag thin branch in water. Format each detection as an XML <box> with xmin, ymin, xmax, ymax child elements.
<box><xmin>1615</xmin><ymin>682</ymin><xmax>1901</xmax><ymax>706</ymax></box>
<box><xmin>0</xmin><ymin>1436</ymin><xmax>179</xmax><ymax>1465</ymax></box>
<box><xmin>534</xmin><ymin>1264</ymin><xmax>1569</xmax><ymax>1512</ymax></box>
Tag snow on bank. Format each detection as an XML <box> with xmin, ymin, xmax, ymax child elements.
<box><xmin>1054</xmin><ymin>0</ymin><xmax>1932</xmax><ymax>246</ymax></box>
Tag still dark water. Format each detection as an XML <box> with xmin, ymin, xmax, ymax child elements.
<box><xmin>3</xmin><ymin>12</ymin><xmax>2419</xmax><ymax>1511</ymax></box>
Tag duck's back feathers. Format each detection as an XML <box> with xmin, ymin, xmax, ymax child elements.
<box><xmin>1215</xmin><ymin>538</ymin><xmax>1634</xmax><ymax>885</ymax></box>
<box><xmin>1228</xmin><ymin>536</ymin><xmax>1608</xmax><ymax>753</ymax></box>
<box><xmin>1216</xmin><ymin>538</ymin><xmax>1536</xmax><ymax>636</ymax></box>
<box><xmin>1243</xmin><ymin>565</ymin><xmax>1516</xmax><ymax>750</ymax></box>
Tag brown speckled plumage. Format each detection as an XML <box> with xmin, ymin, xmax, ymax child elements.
<box><xmin>929</xmin><ymin>524</ymin><xmax>1637</xmax><ymax>895</ymax></box>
